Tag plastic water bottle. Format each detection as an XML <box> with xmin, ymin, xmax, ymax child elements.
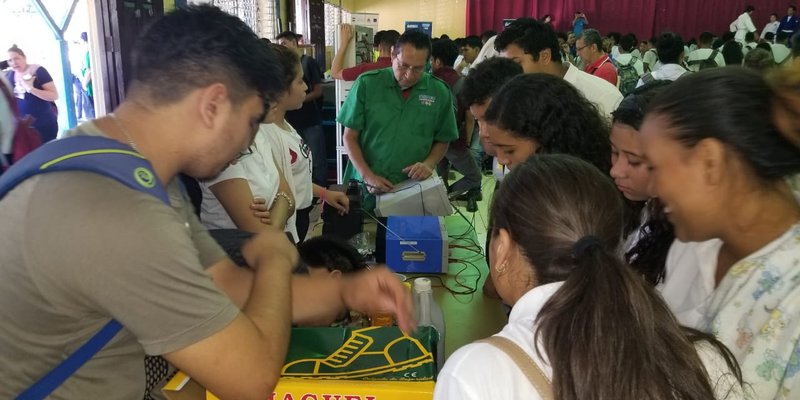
<box><xmin>413</xmin><ymin>277</ymin><xmax>445</xmax><ymax>371</ymax></box>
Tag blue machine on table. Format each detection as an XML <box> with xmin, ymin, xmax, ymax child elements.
<box><xmin>383</xmin><ymin>216</ymin><xmax>448</xmax><ymax>274</ymax></box>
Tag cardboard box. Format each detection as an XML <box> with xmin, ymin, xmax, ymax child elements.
<box><xmin>163</xmin><ymin>327</ymin><xmax>437</xmax><ymax>400</ymax></box>
<box><xmin>163</xmin><ymin>373</ymin><xmax>434</xmax><ymax>400</ymax></box>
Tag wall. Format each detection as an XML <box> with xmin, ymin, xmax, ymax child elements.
<box><xmin>350</xmin><ymin>0</ymin><xmax>466</xmax><ymax>38</ymax></box>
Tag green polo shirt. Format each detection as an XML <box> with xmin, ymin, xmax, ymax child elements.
<box><xmin>337</xmin><ymin>68</ymin><xmax>458</xmax><ymax>190</ymax></box>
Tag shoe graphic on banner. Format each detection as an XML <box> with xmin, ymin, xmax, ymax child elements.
<box><xmin>282</xmin><ymin>326</ymin><xmax>434</xmax><ymax>380</ymax></box>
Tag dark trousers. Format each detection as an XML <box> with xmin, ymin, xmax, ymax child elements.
<box><xmin>296</xmin><ymin>124</ymin><xmax>327</xmax><ymax>186</ymax></box>
<box><xmin>295</xmin><ymin>205</ymin><xmax>313</xmax><ymax>243</ymax></box>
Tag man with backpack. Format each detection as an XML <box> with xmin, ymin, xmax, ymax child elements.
<box><xmin>0</xmin><ymin>6</ymin><xmax>413</xmax><ymax>399</ymax></box>
<box><xmin>640</xmin><ymin>38</ymin><xmax>659</xmax><ymax>72</ymax></box>
<box><xmin>614</xmin><ymin>34</ymin><xmax>645</xmax><ymax>95</ymax></box>
<box><xmin>686</xmin><ymin>31</ymin><xmax>726</xmax><ymax>72</ymax></box>
<box><xmin>637</xmin><ymin>32</ymin><xmax>690</xmax><ymax>87</ymax></box>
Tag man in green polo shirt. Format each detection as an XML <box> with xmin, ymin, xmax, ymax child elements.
<box><xmin>338</xmin><ymin>30</ymin><xmax>458</xmax><ymax>211</ymax></box>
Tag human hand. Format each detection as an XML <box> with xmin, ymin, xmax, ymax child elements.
<box><xmin>340</xmin><ymin>24</ymin><xmax>353</xmax><ymax>44</ymax></box>
<box><xmin>364</xmin><ymin>173</ymin><xmax>394</xmax><ymax>194</ymax></box>
<box><xmin>402</xmin><ymin>162</ymin><xmax>433</xmax><ymax>181</ymax></box>
<box><xmin>340</xmin><ymin>266</ymin><xmax>416</xmax><ymax>333</ymax></box>
<box><xmin>323</xmin><ymin>189</ymin><xmax>350</xmax><ymax>214</ymax></box>
<box><xmin>242</xmin><ymin>228</ymin><xmax>298</xmax><ymax>271</ymax></box>
<box><xmin>250</xmin><ymin>197</ymin><xmax>271</xmax><ymax>225</ymax></box>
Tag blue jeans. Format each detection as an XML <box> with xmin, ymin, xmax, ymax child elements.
<box><xmin>437</xmin><ymin>145</ymin><xmax>482</xmax><ymax>195</ymax></box>
<box><xmin>469</xmin><ymin>123</ymin><xmax>485</xmax><ymax>168</ymax></box>
<box><xmin>296</xmin><ymin>124</ymin><xmax>327</xmax><ymax>187</ymax></box>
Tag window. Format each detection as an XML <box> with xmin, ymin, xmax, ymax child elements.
<box><xmin>324</xmin><ymin>1</ymin><xmax>350</xmax><ymax>47</ymax></box>
<box><xmin>211</xmin><ymin>0</ymin><xmax>277</xmax><ymax>41</ymax></box>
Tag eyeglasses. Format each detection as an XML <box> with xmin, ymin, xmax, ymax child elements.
<box><xmin>395</xmin><ymin>61</ymin><xmax>425</xmax><ymax>75</ymax></box>
<box><xmin>576</xmin><ymin>44</ymin><xmax>590</xmax><ymax>52</ymax></box>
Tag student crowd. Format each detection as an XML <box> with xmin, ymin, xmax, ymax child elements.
<box><xmin>1</xmin><ymin>4</ymin><xmax>799</xmax><ymax>400</ymax></box>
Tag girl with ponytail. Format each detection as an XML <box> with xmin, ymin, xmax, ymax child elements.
<box><xmin>434</xmin><ymin>154</ymin><xmax>746</xmax><ymax>400</ymax></box>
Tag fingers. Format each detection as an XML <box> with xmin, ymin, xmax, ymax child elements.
<box><xmin>242</xmin><ymin>229</ymin><xmax>299</xmax><ymax>269</ymax></box>
<box><xmin>250</xmin><ymin>197</ymin><xmax>269</xmax><ymax>212</ymax></box>
<box><xmin>405</xmin><ymin>163</ymin><xmax>431</xmax><ymax>180</ymax></box>
<box><xmin>377</xmin><ymin>176</ymin><xmax>394</xmax><ymax>191</ymax></box>
<box><xmin>343</xmin><ymin>268</ymin><xmax>416</xmax><ymax>334</ymax></box>
<box><xmin>366</xmin><ymin>176</ymin><xmax>393</xmax><ymax>194</ymax></box>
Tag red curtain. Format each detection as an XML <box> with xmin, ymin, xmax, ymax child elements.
<box><xmin>467</xmin><ymin>0</ymin><xmax>789</xmax><ymax>42</ymax></box>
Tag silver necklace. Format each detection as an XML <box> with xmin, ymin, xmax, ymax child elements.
<box><xmin>108</xmin><ymin>113</ymin><xmax>141</xmax><ymax>153</ymax></box>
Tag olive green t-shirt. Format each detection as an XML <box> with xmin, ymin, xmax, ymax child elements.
<box><xmin>0</xmin><ymin>124</ymin><xmax>236</xmax><ymax>399</ymax></box>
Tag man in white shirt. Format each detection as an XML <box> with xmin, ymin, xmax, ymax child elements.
<box><xmin>640</xmin><ymin>38</ymin><xmax>659</xmax><ymax>72</ymax></box>
<box><xmin>615</xmin><ymin>34</ymin><xmax>645</xmax><ymax>76</ymax></box>
<box><xmin>637</xmin><ymin>32</ymin><xmax>689</xmax><ymax>87</ymax></box>
<box><xmin>455</xmin><ymin>35</ymin><xmax>482</xmax><ymax>76</ymax></box>
<box><xmin>742</xmin><ymin>32</ymin><xmax>758</xmax><ymax>56</ymax></box>
<box><xmin>731</xmin><ymin>5</ymin><xmax>757</xmax><ymax>44</ymax></box>
<box><xmin>772</xmin><ymin>31</ymin><xmax>793</xmax><ymax>64</ymax></box>
<box><xmin>686</xmin><ymin>31</ymin><xmax>726</xmax><ymax>72</ymax></box>
<box><xmin>494</xmin><ymin>18</ymin><xmax>622</xmax><ymax>119</ymax></box>
<box><xmin>761</xmin><ymin>13</ymin><xmax>781</xmax><ymax>40</ymax></box>
<box><xmin>608</xmin><ymin>31</ymin><xmax>622</xmax><ymax>59</ymax></box>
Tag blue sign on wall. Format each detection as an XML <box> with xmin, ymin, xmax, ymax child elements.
<box><xmin>405</xmin><ymin>21</ymin><xmax>433</xmax><ymax>37</ymax></box>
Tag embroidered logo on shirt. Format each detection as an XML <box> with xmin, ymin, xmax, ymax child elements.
<box><xmin>418</xmin><ymin>95</ymin><xmax>436</xmax><ymax>106</ymax></box>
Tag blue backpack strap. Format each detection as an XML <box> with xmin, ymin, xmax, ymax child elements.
<box><xmin>1</xmin><ymin>136</ymin><xmax>170</xmax><ymax>399</ymax></box>
<box><xmin>16</xmin><ymin>320</ymin><xmax>123</xmax><ymax>400</ymax></box>
<box><xmin>0</xmin><ymin>135</ymin><xmax>168</xmax><ymax>204</ymax></box>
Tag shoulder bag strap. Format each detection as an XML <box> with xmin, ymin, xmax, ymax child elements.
<box><xmin>16</xmin><ymin>321</ymin><xmax>122</xmax><ymax>400</ymax></box>
<box><xmin>477</xmin><ymin>335</ymin><xmax>554</xmax><ymax>400</ymax></box>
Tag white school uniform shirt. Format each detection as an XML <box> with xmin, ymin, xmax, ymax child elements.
<box><xmin>470</xmin><ymin>35</ymin><xmax>498</xmax><ymax>69</ymax></box>
<box><xmin>615</xmin><ymin>53</ymin><xmax>645</xmax><ymax>76</ymax></box>
<box><xmin>263</xmin><ymin>121</ymin><xmax>314</xmax><ymax>211</ymax></box>
<box><xmin>562</xmin><ymin>63</ymin><xmax>623</xmax><ymax>120</ymax></box>
<box><xmin>636</xmin><ymin>63</ymin><xmax>689</xmax><ymax>87</ymax></box>
<box><xmin>642</xmin><ymin>48</ymin><xmax>659</xmax><ymax>71</ymax></box>
<box><xmin>772</xmin><ymin>44</ymin><xmax>792</xmax><ymax>64</ymax></box>
<box><xmin>199</xmin><ymin>125</ymin><xmax>297</xmax><ymax>241</ymax></box>
<box><xmin>630</xmin><ymin>48</ymin><xmax>642</xmax><ymax>59</ymax></box>
<box><xmin>761</xmin><ymin>20</ymin><xmax>780</xmax><ymax>39</ymax></box>
<box><xmin>742</xmin><ymin>41</ymin><xmax>757</xmax><ymax>57</ymax></box>
<box><xmin>733</xmin><ymin>12</ymin><xmax>757</xmax><ymax>43</ymax></box>
<box><xmin>610</xmin><ymin>45</ymin><xmax>621</xmax><ymax>60</ymax></box>
<box><xmin>453</xmin><ymin>54</ymin><xmax>465</xmax><ymax>69</ymax></box>
<box><xmin>660</xmin><ymin>223</ymin><xmax>800</xmax><ymax>400</ymax></box>
<box><xmin>435</xmin><ymin>282</ymin><xmax>748</xmax><ymax>400</ymax></box>
<box><xmin>686</xmin><ymin>48</ymin><xmax>727</xmax><ymax>72</ymax></box>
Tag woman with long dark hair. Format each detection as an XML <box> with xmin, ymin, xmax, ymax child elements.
<box><xmin>644</xmin><ymin>67</ymin><xmax>800</xmax><ymax>399</ymax></box>
<box><xmin>435</xmin><ymin>155</ymin><xmax>745</xmax><ymax>399</ymax></box>
<box><xmin>610</xmin><ymin>80</ymin><xmax>674</xmax><ymax>285</ymax></box>
<box><xmin>482</xmin><ymin>73</ymin><xmax>611</xmax><ymax>173</ymax></box>
<box><xmin>480</xmin><ymin>73</ymin><xmax>611</xmax><ymax>298</ymax></box>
